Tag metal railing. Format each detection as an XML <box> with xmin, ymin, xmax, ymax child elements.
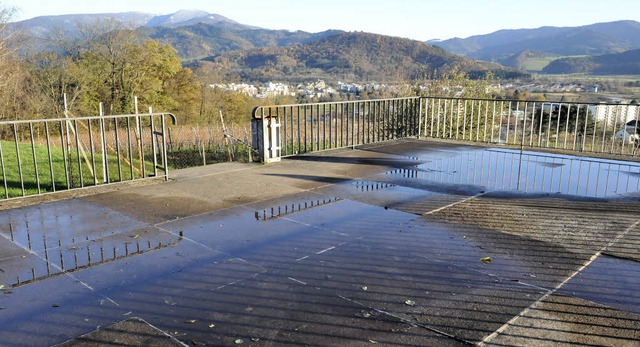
<box><xmin>422</xmin><ymin>96</ymin><xmax>640</xmax><ymax>157</ymax></box>
<box><xmin>0</xmin><ymin>113</ymin><xmax>175</xmax><ymax>200</ymax></box>
<box><xmin>252</xmin><ymin>96</ymin><xmax>640</xmax><ymax>162</ymax></box>
<box><xmin>252</xmin><ymin>97</ymin><xmax>421</xmax><ymax>159</ymax></box>
<box><xmin>6</xmin><ymin>97</ymin><xmax>637</xmax><ymax>198</ymax></box>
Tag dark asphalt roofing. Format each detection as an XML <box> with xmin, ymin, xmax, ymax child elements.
<box><xmin>0</xmin><ymin>139</ymin><xmax>639</xmax><ymax>346</ymax></box>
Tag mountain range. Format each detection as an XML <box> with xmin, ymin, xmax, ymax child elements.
<box><xmin>431</xmin><ymin>20</ymin><xmax>640</xmax><ymax>72</ymax></box>
<box><xmin>13</xmin><ymin>10</ymin><xmax>344</xmax><ymax>60</ymax></box>
<box><xmin>10</xmin><ymin>10</ymin><xmax>640</xmax><ymax>78</ymax></box>
<box><xmin>15</xmin><ymin>9</ymin><xmax>254</xmax><ymax>35</ymax></box>
<box><xmin>542</xmin><ymin>48</ymin><xmax>640</xmax><ymax>74</ymax></box>
<box><xmin>432</xmin><ymin>21</ymin><xmax>640</xmax><ymax>57</ymax></box>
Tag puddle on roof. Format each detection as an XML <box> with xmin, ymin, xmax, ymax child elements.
<box><xmin>558</xmin><ymin>254</ymin><xmax>640</xmax><ymax>315</ymax></box>
<box><xmin>388</xmin><ymin>148</ymin><xmax>640</xmax><ymax>198</ymax></box>
<box><xmin>0</xmin><ymin>200</ymin><xmax>181</xmax><ymax>288</ymax></box>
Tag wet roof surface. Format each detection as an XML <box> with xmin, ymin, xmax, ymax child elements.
<box><xmin>1</xmin><ymin>139</ymin><xmax>639</xmax><ymax>346</ymax></box>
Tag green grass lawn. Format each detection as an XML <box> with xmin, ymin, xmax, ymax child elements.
<box><xmin>0</xmin><ymin>140</ymin><xmax>159</xmax><ymax>199</ymax></box>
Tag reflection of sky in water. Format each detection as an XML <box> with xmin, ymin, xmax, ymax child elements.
<box><xmin>399</xmin><ymin>148</ymin><xmax>640</xmax><ymax>198</ymax></box>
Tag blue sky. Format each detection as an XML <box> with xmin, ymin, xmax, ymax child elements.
<box><xmin>5</xmin><ymin>0</ymin><xmax>640</xmax><ymax>41</ymax></box>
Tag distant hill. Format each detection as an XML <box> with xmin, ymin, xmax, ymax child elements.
<box><xmin>208</xmin><ymin>32</ymin><xmax>528</xmax><ymax>83</ymax></box>
<box><xmin>13</xmin><ymin>12</ymin><xmax>154</xmax><ymax>36</ymax></box>
<box><xmin>12</xmin><ymin>10</ymin><xmax>255</xmax><ymax>36</ymax></box>
<box><xmin>144</xmin><ymin>9</ymin><xmax>258</xmax><ymax>29</ymax></box>
<box><xmin>141</xmin><ymin>24</ymin><xmax>342</xmax><ymax>60</ymax></box>
<box><xmin>432</xmin><ymin>21</ymin><xmax>640</xmax><ymax>64</ymax></box>
<box><xmin>542</xmin><ymin>49</ymin><xmax>640</xmax><ymax>74</ymax></box>
<box><xmin>11</xmin><ymin>10</ymin><xmax>340</xmax><ymax>60</ymax></box>
<box><xmin>498</xmin><ymin>51</ymin><xmax>562</xmax><ymax>71</ymax></box>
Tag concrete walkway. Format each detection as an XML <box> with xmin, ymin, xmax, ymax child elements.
<box><xmin>0</xmin><ymin>139</ymin><xmax>639</xmax><ymax>346</ymax></box>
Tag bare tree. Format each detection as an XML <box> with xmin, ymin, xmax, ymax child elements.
<box><xmin>0</xmin><ymin>3</ymin><xmax>17</xmax><ymax>88</ymax></box>
<box><xmin>0</xmin><ymin>3</ymin><xmax>32</xmax><ymax>121</ymax></box>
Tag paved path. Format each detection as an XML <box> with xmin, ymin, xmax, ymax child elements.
<box><xmin>0</xmin><ymin>139</ymin><xmax>639</xmax><ymax>346</ymax></box>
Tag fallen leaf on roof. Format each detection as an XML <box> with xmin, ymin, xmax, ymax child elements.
<box><xmin>481</xmin><ymin>257</ymin><xmax>492</xmax><ymax>264</ymax></box>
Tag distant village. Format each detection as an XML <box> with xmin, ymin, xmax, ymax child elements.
<box><xmin>211</xmin><ymin>79</ymin><xmax>636</xmax><ymax>105</ymax></box>
<box><xmin>211</xmin><ymin>80</ymin><xmax>396</xmax><ymax>99</ymax></box>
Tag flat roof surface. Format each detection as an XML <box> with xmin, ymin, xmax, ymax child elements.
<box><xmin>0</xmin><ymin>139</ymin><xmax>639</xmax><ymax>346</ymax></box>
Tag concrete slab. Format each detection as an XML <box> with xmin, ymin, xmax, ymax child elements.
<box><xmin>0</xmin><ymin>272</ymin><xmax>123</xmax><ymax>346</ymax></box>
<box><xmin>56</xmin><ymin>318</ymin><xmax>186</xmax><ymax>347</ymax></box>
<box><xmin>105</xmin><ymin>272</ymin><xmax>468</xmax><ymax>346</ymax></box>
<box><xmin>0</xmin><ymin>139</ymin><xmax>639</xmax><ymax>347</ymax></box>
<box><xmin>483</xmin><ymin>294</ymin><xmax>640</xmax><ymax>347</ymax></box>
<box><xmin>274</xmin><ymin>237</ymin><xmax>545</xmax><ymax>343</ymax></box>
<box><xmin>427</xmin><ymin>193</ymin><xmax>639</xmax><ymax>255</ymax></box>
<box><xmin>604</xmin><ymin>222</ymin><xmax>640</xmax><ymax>261</ymax></box>
<box><xmin>81</xmin><ymin>146</ymin><xmax>422</xmax><ymax>225</ymax></box>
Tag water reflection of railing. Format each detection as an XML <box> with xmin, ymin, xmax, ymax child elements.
<box><xmin>1</xmin><ymin>224</ymin><xmax>181</xmax><ymax>288</ymax></box>
<box><xmin>14</xmin><ymin>238</ymin><xmax>180</xmax><ymax>288</ymax></box>
<box><xmin>387</xmin><ymin>148</ymin><xmax>640</xmax><ymax>198</ymax></box>
<box><xmin>354</xmin><ymin>180</ymin><xmax>395</xmax><ymax>192</ymax></box>
<box><xmin>255</xmin><ymin>197</ymin><xmax>342</xmax><ymax>221</ymax></box>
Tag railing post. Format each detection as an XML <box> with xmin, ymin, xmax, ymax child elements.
<box><xmin>149</xmin><ymin>107</ymin><xmax>159</xmax><ymax>177</ymax></box>
<box><xmin>267</xmin><ymin>112</ymin><xmax>281</xmax><ymax>162</ymax></box>
<box><xmin>418</xmin><ymin>97</ymin><xmax>423</xmax><ymax>138</ymax></box>
<box><xmin>161</xmin><ymin>113</ymin><xmax>169</xmax><ymax>180</ymax></box>
<box><xmin>0</xmin><ymin>140</ymin><xmax>7</xmax><ymax>199</ymax></box>
<box><xmin>252</xmin><ymin>107</ymin><xmax>281</xmax><ymax>163</ymax></box>
<box><xmin>99</xmin><ymin>103</ymin><xmax>108</xmax><ymax>183</ymax></box>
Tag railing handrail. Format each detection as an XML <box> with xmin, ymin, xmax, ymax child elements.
<box><xmin>252</xmin><ymin>95</ymin><xmax>640</xmax><ymax>120</ymax></box>
<box><xmin>0</xmin><ymin>112</ymin><xmax>177</xmax><ymax>126</ymax></box>
<box><xmin>252</xmin><ymin>96</ymin><xmax>421</xmax><ymax>119</ymax></box>
<box><xmin>421</xmin><ymin>95</ymin><xmax>640</xmax><ymax>108</ymax></box>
